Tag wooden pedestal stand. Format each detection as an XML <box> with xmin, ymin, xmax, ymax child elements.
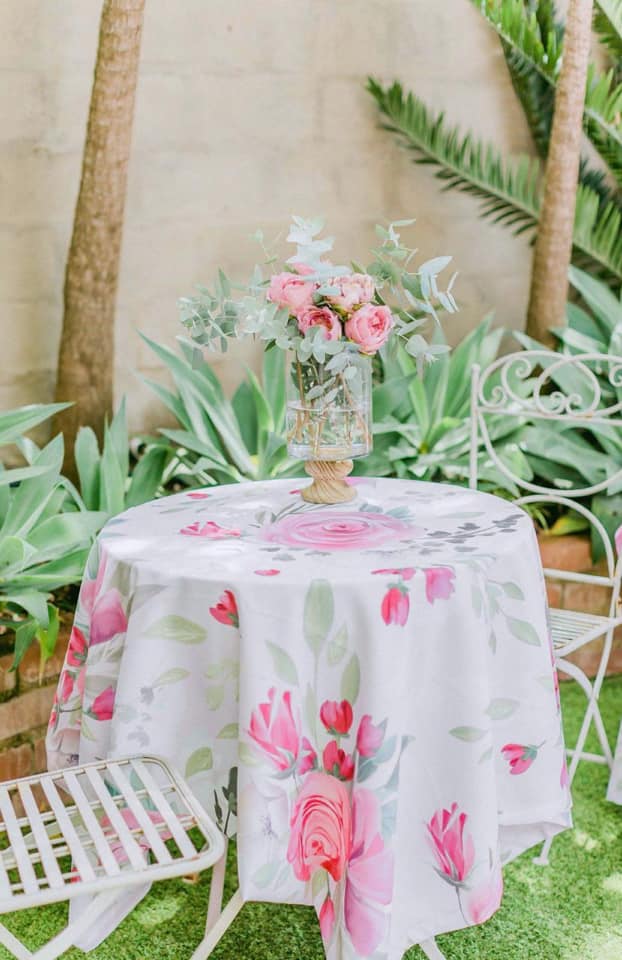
<box><xmin>301</xmin><ymin>459</ymin><xmax>356</xmax><ymax>504</ymax></box>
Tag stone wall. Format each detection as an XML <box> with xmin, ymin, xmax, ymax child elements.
<box><xmin>1</xmin><ymin>0</ymin><xmax>535</xmax><ymax>433</ymax></box>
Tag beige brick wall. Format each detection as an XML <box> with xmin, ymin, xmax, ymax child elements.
<box><xmin>1</xmin><ymin>0</ymin><xmax>535</xmax><ymax>433</ymax></box>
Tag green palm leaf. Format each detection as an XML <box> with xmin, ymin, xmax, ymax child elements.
<box><xmin>367</xmin><ymin>80</ymin><xmax>622</xmax><ymax>281</ymax></box>
<box><xmin>594</xmin><ymin>0</ymin><xmax>622</xmax><ymax>61</ymax></box>
<box><xmin>472</xmin><ymin>0</ymin><xmax>622</xmax><ymax>185</ymax></box>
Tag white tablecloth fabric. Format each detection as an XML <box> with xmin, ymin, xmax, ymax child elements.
<box><xmin>47</xmin><ymin>478</ymin><xmax>571</xmax><ymax>960</ymax></box>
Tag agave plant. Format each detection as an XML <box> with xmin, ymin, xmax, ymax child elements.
<box><xmin>73</xmin><ymin>399</ymin><xmax>174</xmax><ymax>515</ymax></box>
<box><xmin>141</xmin><ymin>334</ymin><xmax>299</xmax><ymax>485</ymax></box>
<box><xmin>368</xmin><ymin>0</ymin><xmax>622</xmax><ymax>284</ymax></box>
<box><xmin>356</xmin><ymin>318</ymin><xmax>534</xmax><ymax>493</ymax></box>
<box><xmin>0</xmin><ymin>404</ymin><xmax>106</xmax><ymax>670</ymax></box>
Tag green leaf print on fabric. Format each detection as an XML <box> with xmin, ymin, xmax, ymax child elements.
<box><xmin>185</xmin><ymin>746</ymin><xmax>213</xmax><ymax>777</ymax></box>
<box><xmin>327</xmin><ymin>623</ymin><xmax>348</xmax><ymax>665</ymax></box>
<box><xmin>486</xmin><ymin>698</ymin><xmax>519</xmax><ymax>720</ymax></box>
<box><xmin>206</xmin><ymin>685</ymin><xmax>225</xmax><ymax>710</ymax></box>
<box><xmin>341</xmin><ymin>653</ymin><xmax>361</xmax><ymax>705</ymax></box>
<box><xmin>507</xmin><ymin>617</ymin><xmax>541</xmax><ymax>646</ymax></box>
<box><xmin>266</xmin><ymin>641</ymin><xmax>299</xmax><ymax>686</ymax></box>
<box><xmin>152</xmin><ymin>668</ymin><xmax>190</xmax><ymax>687</ymax></box>
<box><xmin>449</xmin><ymin>726</ymin><xmax>487</xmax><ymax>742</ymax></box>
<box><xmin>304</xmin><ymin>579</ymin><xmax>334</xmax><ymax>655</ymax></box>
<box><xmin>217</xmin><ymin>723</ymin><xmax>239</xmax><ymax>739</ymax></box>
<box><xmin>145</xmin><ymin>615</ymin><xmax>207</xmax><ymax>645</ymax></box>
<box><xmin>501</xmin><ymin>582</ymin><xmax>525</xmax><ymax>601</ymax></box>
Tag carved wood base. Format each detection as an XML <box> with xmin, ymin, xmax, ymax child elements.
<box><xmin>301</xmin><ymin>460</ymin><xmax>356</xmax><ymax>504</ymax></box>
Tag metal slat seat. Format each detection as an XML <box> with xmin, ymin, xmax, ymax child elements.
<box><xmin>0</xmin><ymin>755</ymin><xmax>229</xmax><ymax>960</ymax></box>
<box><xmin>550</xmin><ymin>608</ymin><xmax>622</xmax><ymax>654</ymax></box>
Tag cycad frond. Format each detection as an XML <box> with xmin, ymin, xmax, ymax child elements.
<box><xmin>594</xmin><ymin>0</ymin><xmax>622</xmax><ymax>61</ymax></box>
<box><xmin>367</xmin><ymin>79</ymin><xmax>622</xmax><ymax>282</ymax></box>
<box><xmin>473</xmin><ymin>0</ymin><xmax>622</xmax><ymax>187</ymax></box>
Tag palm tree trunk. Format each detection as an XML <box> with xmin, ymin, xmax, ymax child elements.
<box><xmin>526</xmin><ymin>0</ymin><xmax>594</xmax><ymax>345</ymax></box>
<box><xmin>54</xmin><ymin>0</ymin><xmax>146</xmax><ymax>469</ymax></box>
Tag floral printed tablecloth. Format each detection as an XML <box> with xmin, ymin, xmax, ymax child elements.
<box><xmin>47</xmin><ymin>478</ymin><xmax>571</xmax><ymax>960</ymax></box>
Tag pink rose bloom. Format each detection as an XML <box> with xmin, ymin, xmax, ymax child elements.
<box><xmin>427</xmin><ymin>803</ymin><xmax>475</xmax><ymax>885</ymax></box>
<box><xmin>466</xmin><ymin>869</ymin><xmax>503</xmax><ymax>925</ymax></box>
<box><xmin>248</xmin><ymin>688</ymin><xmax>300</xmax><ymax>771</ymax></box>
<box><xmin>66</xmin><ymin>626</ymin><xmax>87</xmax><ymax>667</ymax></box>
<box><xmin>323</xmin><ymin>740</ymin><xmax>355</xmax><ymax>781</ymax></box>
<box><xmin>423</xmin><ymin>567</ymin><xmax>455</xmax><ymax>604</ymax></box>
<box><xmin>90</xmin><ymin>685</ymin><xmax>115</xmax><ymax>721</ymax></box>
<box><xmin>328</xmin><ymin>273</ymin><xmax>375</xmax><ymax>310</ymax></box>
<box><xmin>345</xmin><ymin>788</ymin><xmax>394</xmax><ymax>955</ymax></box>
<box><xmin>287</xmin><ymin>771</ymin><xmax>352</xmax><ymax>882</ymax></box>
<box><xmin>80</xmin><ymin>557</ymin><xmax>128</xmax><ymax>647</ymax></box>
<box><xmin>297</xmin><ymin>304</ymin><xmax>342</xmax><ymax>341</ymax></box>
<box><xmin>320</xmin><ymin>699</ymin><xmax>354</xmax><ymax>735</ymax></box>
<box><xmin>318</xmin><ymin>896</ymin><xmax>336</xmax><ymax>945</ymax></box>
<box><xmin>345</xmin><ymin>304</ymin><xmax>393</xmax><ymax>354</ymax></box>
<box><xmin>356</xmin><ymin>715</ymin><xmax>384</xmax><ymax>757</ymax></box>
<box><xmin>501</xmin><ymin>743</ymin><xmax>539</xmax><ymax>775</ymax></box>
<box><xmin>209</xmin><ymin>590</ymin><xmax>239</xmax><ymax>628</ymax></box>
<box><xmin>381</xmin><ymin>586</ymin><xmax>409</xmax><ymax>626</ymax></box>
<box><xmin>372</xmin><ymin>567</ymin><xmax>415</xmax><ymax>580</ymax></box>
<box><xmin>267</xmin><ymin>271</ymin><xmax>314</xmax><ymax>314</ymax></box>
<box><xmin>298</xmin><ymin>736</ymin><xmax>317</xmax><ymax>775</ymax></box>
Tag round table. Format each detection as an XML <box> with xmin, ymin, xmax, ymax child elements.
<box><xmin>47</xmin><ymin>478</ymin><xmax>571</xmax><ymax>960</ymax></box>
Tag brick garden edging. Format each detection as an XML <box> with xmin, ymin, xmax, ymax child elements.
<box><xmin>0</xmin><ymin>534</ymin><xmax>618</xmax><ymax>779</ymax></box>
<box><xmin>0</xmin><ymin>622</ymin><xmax>70</xmax><ymax>781</ymax></box>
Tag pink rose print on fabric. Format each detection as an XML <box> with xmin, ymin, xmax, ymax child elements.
<box><xmin>372</xmin><ymin>567</ymin><xmax>415</xmax><ymax>580</ymax></box>
<box><xmin>423</xmin><ymin>567</ymin><xmax>456</xmax><ymax>604</ymax></box>
<box><xmin>298</xmin><ymin>737</ymin><xmax>317</xmax><ymax>775</ymax></box>
<box><xmin>186</xmin><ymin>491</ymin><xmax>210</xmax><ymax>499</ymax></box>
<box><xmin>287</xmin><ymin>771</ymin><xmax>352</xmax><ymax>882</ymax></box>
<box><xmin>320</xmin><ymin>699</ymin><xmax>354</xmax><ymax>736</ymax></box>
<box><xmin>356</xmin><ymin>715</ymin><xmax>384</xmax><ymax>757</ymax></box>
<box><xmin>81</xmin><ymin>558</ymin><xmax>128</xmax><ymax>647</ymax></box>
<box><xmin>89</xmin><ymin>686</ymin><xmax>115</xmax><ymax>721</ymax></box>
<box><xmin>254</xmin><ymin>569</ymin><xmax>280</xmax><ymax>577</ymax></box>
<box><xmin>427</xmin><ymin>803</ymin><xmax>475</xmax><ymax>886</ymax></box>
<box><xmin>561</xmin><ymin>759</ymin><xmax>569</xmax><ymax>789</ymax></box>
<box><xmin>615</xmin><ymin>523</ymin><xmax>622</xmax><ymax>556</ymax></box>
<box><xmin>248</xmin><ymin>688</ymin><xmax>300</xmax><ymax>772</ymax></box>
<box><xmin>60</xmin><ymin>670</ymin><xmax>74</xmax><ymax>702</ymax></box>
<box><xmin>318</xmin><ymin>896</ymin><xmax>336</xmax><ymax>945</ymax></box>
<box><xmin>180</xmin><ymin>520</ymin><xmax>241</xmax><ymax>539</ymax></box>
<box><xmin>501</xmin><ymin>742</ymin><xmax>541</xmax><ymax>775</ymax></box>
<box><xmin>259</xmin><ymin>512</ymin><xmax>419</xmax><ymax>551</ymax></box>
<box><xmin>381</xmin><ymin>586</ymin><xmax>409</xmax><ymax>626</ymax></box>
<box><xmin>345</xmin><ymin>788</ymin><xmax>394</xmax><ymax>956</ymax></box>
<box><xmin>323</xmin><ymin>740</ymin><xmax>355</xmax><ymax>781</ymax></box>
<box><xmin>66</xmin><ymin>626</ymin><xmax>87</xmax><ymax>667</ymax></box>
<box><xmin>209</xmin><ymin>590</ymin><xmax>239</xmax><ymax>628</ymax></box>
<box><xmin>465</xmin><ymin>869</ymin><xmax>503</xmax><ymax>925</ymax></box>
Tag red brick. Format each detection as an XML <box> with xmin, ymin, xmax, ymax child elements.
<box><xmin>19</xmin><ymin>624</ymin><xmax>71</xmax><ymax>688</ymax></box>
<box><xmin>538</xmin><ymin>533</ymin><xmax>592</xmax><ymax>573</ymax></box>
<box><xmin>33</xmin><ymin>736</ymin><xmax>48</xmax><ymax>775</ymax></box>
<box><xmin>0</xmin><ymin>686</ymin><xmax>55</xmax><ymax>742</ymax></box>
<box><xmin>0</xmin><ymin>743</ymin><xmax>32</xmax><ymax>783</ymax></box>
<box><xmin>546</xmin><ymin>582</ymin><xmax>563</xmax><ymax>608</ymax></box>
<box><xmin>0</xmin><ymin>653</ymin><xmax>17</xmax><ymax>697</ymax></box>
<box><xmin>563</xmin><ymin>582</ymin><xmax>611</xmax><ymax>617</ymax></box>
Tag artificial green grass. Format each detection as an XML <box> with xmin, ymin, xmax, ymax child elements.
<box><xmin>4</xmin><ymin>678</ymin><xmax>622</xmax><ymax>960</ymax></box>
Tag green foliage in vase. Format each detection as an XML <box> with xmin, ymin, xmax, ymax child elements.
<box><xmin>0</xmin><ymin>404</ymin><xmax>106</xmax><ymax>671</ymax></box>
<box><xmin>141</xmin><ymin>334</ymin><xmax>299</xmax><ymax>485</ymax></box>
<box><xmin>367</xmin><ymin>0</ymin><xmax>622</xmax><ymax>284</ymax></box>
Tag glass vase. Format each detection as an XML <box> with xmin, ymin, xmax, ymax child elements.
<box><xmin>286</xmin><ymin>353</ymin><xmax>372</xmax><ymax>463</ymax></box>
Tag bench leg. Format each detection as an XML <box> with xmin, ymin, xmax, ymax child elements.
<box><xmin>0</xmin><ymin>922</ymin><xmax>33</xmax><ymax>960</ymax></box>
<box><xmin>31</xmin><ymin>890</ymin><xmax>123</xmax><ymax>960</ymax></box>
<box><xmin>191</xmin><ymin>889</ymin><xmax>244</xmax><ymax>960</ymax></box>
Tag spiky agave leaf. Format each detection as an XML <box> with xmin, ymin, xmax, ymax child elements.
<box><xmin>594</xmin><ymin>0</ymin><xmax>622</xmax><ymax>63</ymax></box>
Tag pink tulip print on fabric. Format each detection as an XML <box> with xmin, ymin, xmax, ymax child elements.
<box><xmin>46</xmin><ymin>478</ymin><xmax>572</xmax><ymax>960</ymax></box>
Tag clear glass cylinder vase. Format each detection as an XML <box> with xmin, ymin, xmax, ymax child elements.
<box><xmin>286</xmin><ymin>353</ymin><xmax>372</xmax><ymax>462</ymax></box>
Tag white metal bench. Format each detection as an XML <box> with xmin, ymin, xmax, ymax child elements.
<box><xmin>0</xmin><ymin>756</ymin><xmax>233</xmax><ymax>960</ymax></box>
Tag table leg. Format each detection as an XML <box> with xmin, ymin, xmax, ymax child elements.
<box><xmin>205</xmin><ymin>842</ymin><xmax>228</xmax><ymax>932</ymax></box>
<box><xmin>190</xmin><ymin>889</ymin><xmax>244</xmax><ymax>960</ymax></box>
<box><xmin>419</xmin><ymin>937</ymin><xmax>447</xmax><ymax>959</ymax></box>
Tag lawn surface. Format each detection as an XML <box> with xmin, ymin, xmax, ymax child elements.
<box><xmin>4</xmin><ymin>677</ymin><xmax>622</xmax><ymax>960</ymax></box>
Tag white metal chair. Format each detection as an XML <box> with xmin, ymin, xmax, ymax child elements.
<box><xmin>470</xmin><ymin>351</ymin><xmax>622</xmax><ymax>863</ymax></box>
<box><xmin>0</xmin><ymin>755</ymin><xmax>239</xmax><ymax>960</ymax></box>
